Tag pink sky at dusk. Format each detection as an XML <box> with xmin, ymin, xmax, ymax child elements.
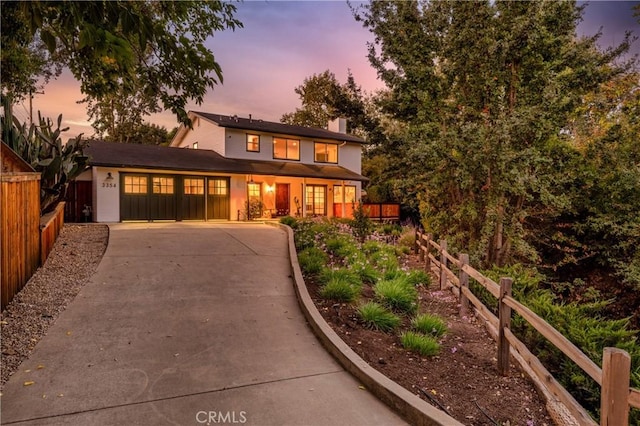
<box><xmin>16</xmin><ymin>1</ymin><xmax>640</xmax><ymax>141</ymax></box>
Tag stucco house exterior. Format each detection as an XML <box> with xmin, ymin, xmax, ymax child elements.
<box><xmin>84</xmin><ymin>111</ymin><xmax>367</xmax><ymax>222</ymax></box>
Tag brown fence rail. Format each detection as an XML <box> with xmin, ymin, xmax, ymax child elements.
<box><xmin>362</xmin><ymin>203</ymin><xmax>400</xmax><ymax>221</ymax></box>
<box><xmin>1</xmin><ymin>174</ymin><xmax>41</xmax><ymax>310</ymax></box>
<box><xmin>415</xmin><ymin>231</ymin><xmax>639</xmax><ymax>426</ymax></box>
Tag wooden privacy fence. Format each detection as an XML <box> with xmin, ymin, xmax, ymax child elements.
<box><xmin>362</xmin><ymin>203</ymin><xmax>401</xmax><ymax>222</ymax></box>
<box><xmin>40</xmin><ymin>202</ymin><xmax>65</xmax><ymax>264</ymax></box>
<box><xmin>415</xmin><ymin>231</ymin><xmax>640</xmax><ymax>426</ymax></box>
<box><xmin>1</xmin><ymin>173</ymin><xmax>41</xmax><ymax>310</ymax></box>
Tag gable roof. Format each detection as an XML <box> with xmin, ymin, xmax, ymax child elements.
<box><xmin>85</xmin><ymin>140</ymin><xmax>367</xmax><ymax>182</ymax></box>
<box><xmin>192</xmin><ymin>111</ymin><xmax>366</xmax><ymax>144</ymax></box>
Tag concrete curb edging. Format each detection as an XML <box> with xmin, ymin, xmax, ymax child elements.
<box><xmin>277</xmin><ymin>224</ymin><xmax>463</xmax><ymax>426</ymax></box>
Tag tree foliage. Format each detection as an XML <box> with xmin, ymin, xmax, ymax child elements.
<box><xmin>1</xmin><ymin>1</ymin><xmax>242</xmax><ymax>127</ymax></box>
<box><xmin>353</xmin><ymin>0</ymin><xmax>634</xmax><ymax>266</ymax></box>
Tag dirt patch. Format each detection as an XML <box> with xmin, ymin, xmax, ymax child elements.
<box><xmin>307</xmin><ymin>255</ymin><xmax>554</xmax><ymax>426</ymax></box>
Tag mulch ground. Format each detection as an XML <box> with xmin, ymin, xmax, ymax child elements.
<box><xmin>306</xmin><ymin>254</ymin><xmax>554</xmax><ymax>426</ymax></box>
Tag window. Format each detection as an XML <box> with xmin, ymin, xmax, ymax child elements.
<box><xmin>273</xmin><ymin>138</ymin><xmax>300</xmax><ymax>160</ymax></box>
<box><xmin>305</xmin><ymin>185</ymin><xmax>326</xmax><ymax>216</ymax></box>
<box><xmin>152</xmin><ymin>177</ymin><xmax>174</xmax><ymax>194</ymax></box>
<box><xmin>209</xmin><ymin>179</ymin><xmax>228</xmax><ymax>196</ymax></box>
<box><xmin>314</xmin><ymin>142</ymin><xmax>338</xmax><ymax>163</ymax></box>
<box><xmin>247</xmin><ymin>134</ymin><xmax>260</xmax><ymax>152</ymax></box>
<box><xmin>333</xmin><ymin>185</ymin><xmax>356</xmax><ymax>204</ymax></box>
<box><xmin>247</xmin><ymin>182</ymin><xmax>261</xmax><ymax>201</ymax></box>
<box><xmin>184</xmin><ymin>178</ymin><xmax>204</xmax><ymax>195</ymax></box>
<box><xmin>192</xmin><ymin>142</ymin><xmax>198</xmax><ymax>149</ymax></box>
<box><xmin>123</xmin><ymin>176</ymin><xmax>147</xmax><ymax>194</ymax></box>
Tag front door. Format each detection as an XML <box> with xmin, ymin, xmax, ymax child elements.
<box><xmin>275</xmin><ymin>183</ymin><xmax>290</xmax><ymax>216</ymax></box>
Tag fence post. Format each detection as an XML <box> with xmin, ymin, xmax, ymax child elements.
<box><xmin>439</xmin><ymin>240</ymin><xmax>448</xmax><ymax>290</ymax></box>
<box><xmin>458</xmin><ymin>253</ymin><xmax>469</xmax><ymax>317</ymax></box>
<box><xmin>498</xmin><ymin>277</ymin><xmax>513</xmax><ymax>376</ymax></box>
<box><xmin>600</xmin><ymin>347</ymin><xmax>631</xmax><ymax>426</ymax></box>
<box><xmin>414</xmin><ymin>230</ymin><xmax>420</xmax><ymax>255</ymax></box>
<box><xmin>424</xmin><ymin>234</ymin><xmax>432</xmax><ymax>272</ymax></box>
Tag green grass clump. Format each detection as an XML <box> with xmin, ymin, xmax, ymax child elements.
<box><xmin>319</xmin><ymin>268</ymin><xmax>360</xmax><ymax>287</ymax></box>
<box><xmin>318</xmin><ymin>267</ymin><xmax>361</xmax><ymax>302</ymax></box>
<box><xmin>357</xmin><ymin>302</ymin><xmax>401</xmax><ymax>332</ymax></box>
<box><xmin>297</xmin><ymin>247</ymin><xmax>328</xmax><ymax>275</ymax></box>
<box><xmin>279</xmin><ymin>216</ymin><xmax>297</xmax><ymax>228</ymax></box>
<box><xmin>412</xmin><ymin>313</ymin><xmax>447</xmax><ymax>337</ymax></box>
<box><xmin>320</xmin><ymin>277</ymin><xmax>361</xmax><ymax>302</ymax></box>
<box><xmin>374</xmin><ymin>278</ymin><xmax>418</xmax><ymax>313</ymax></box>
<box><xmin>405</xmin><ymin>269</ymin><xmax>431</xmax><ymax>287</ymax></box>
<box><xmin>400</xmin><ymin>331</ymin><xmax>440</xmax><ymax>356</ymax></box>
<box><xmin>325</xmin><ymin>236</ymin><xmax>357</xmax><ymax>258</ymax></box>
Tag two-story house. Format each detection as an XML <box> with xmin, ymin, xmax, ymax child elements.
<box><xmin>83</xmin><ymin>111</ymin><xmax>367</xmax><ymax>222</ymax></box>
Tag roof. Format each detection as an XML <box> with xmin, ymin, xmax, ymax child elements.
<box><xmin>85</xmin><ymin>140</ymin><xmax>368</xmax><ymax>182</ymax></box>
<box><xmin>192</xmin><ymin>111</ymin><xmax>366</xmax><ymax>144</ymax></box>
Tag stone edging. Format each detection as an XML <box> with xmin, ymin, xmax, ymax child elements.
<box><xmin>276</xmin><ymin>223</ymin><xmax>463</xmax><ymax>426</ymax></box>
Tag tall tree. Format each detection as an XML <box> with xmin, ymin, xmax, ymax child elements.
<box><xmin>1</xmin><ymin>1</ymin><xmax>242</xmax><ymax>126</ymax></box>
<box><xmin>354</xmin><ymin>0</ymin><xmax>633</xmax><ymax>266</ymax></box>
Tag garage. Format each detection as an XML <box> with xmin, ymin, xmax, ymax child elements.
<box><xmin>120</xmin><ymin>173</ymin><xmax>229</xmax><ymax>221</ymax></box>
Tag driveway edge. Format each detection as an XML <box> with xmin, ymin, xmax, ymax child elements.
<box><xmin>276</xmin><ymin>223</ymin><xmax>463</xmax><ymax>426</ymax></box>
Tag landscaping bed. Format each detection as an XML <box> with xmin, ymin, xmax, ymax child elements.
<box><xmin>290</xmin><ymin>216</ymin><xmax>553</xmax><ymax>425</ymax></box>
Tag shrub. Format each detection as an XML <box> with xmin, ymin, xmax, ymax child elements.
<box><xmin>397</xmin><ymin>229</ymin><xmax>417</xmax><ymax>250</ymax></box>
<box><xmin>405</xmin><ymin>269</ymin><xmax>431</xmax><ymax>287</ymax></box>
<box><xmin>279</xmin><ymin>216</ymin><xmax>297</xmax><ymax>228</ymax></box>
<box><xmin>353</xmin><ymin>261</ymin><xmax>381</xmax><ymax>284</ymax></box>
<box><xmin>297</xmin><ymin>247</ymin><xmax>327</xmax><ymax>275</ymax></box>
<box><xmin>412</xmin><ymin>314</ymin><xmax>447</xmax><ymax>337</ymax></box>
<box><xmin>319</xmin><ymin>267</ymin><xmax>361</xmax><ymax>288</ymax></box>
<box><xmin>374</xmin><ymin>278</ymin><xmax>418</xmax><ymax>313</ymax></box>
<box><xmin>362</xmin><ymin>240</ymin><xmax>384</xmax><ymax>255</ymax></box>
<box><xmin>357</xmin><ymin>302</ymin><xmax>401</xmax><ymax>332</ymax></box>
<box><xmin>400</xmin><ymin>331</ymin><xmax>440</xmax><ymax>356</ymax></box>
<box><xmin>349</xmin><ymin>201</ymin><xmax>373</xmax><ymax>243</ymax></box>
<box><xmin>325</xmin><ymin>236</ymin><xmax>357</xmax><ymax>259</ymax></box>
<box><xmin>320</xmin><ymin>276</ymin><xmax>361</xmax><ymax>302</ymax></box>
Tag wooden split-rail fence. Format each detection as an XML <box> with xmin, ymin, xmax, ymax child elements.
<box><xmin>415</xmin><ymin>231</ymin><xmax>639</xmax><ymax>426</ymax></box>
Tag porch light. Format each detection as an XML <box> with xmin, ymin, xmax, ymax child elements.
<box><xmin>265</xmin><ymin>184</ymin><xmax>274</xmax><ymax>193</ymax></box>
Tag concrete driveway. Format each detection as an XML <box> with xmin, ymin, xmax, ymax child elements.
<box><xmin>1</xmin><ymin>223</ymin><xmax>404</xmax><ymax>425</ymax></box>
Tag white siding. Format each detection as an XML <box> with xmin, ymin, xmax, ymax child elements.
<box><xmin>93</xmin><ymin>167</ymin><xmax>120</xmax><ymax>222</ymax></box>
<box><xmin>338</xmin><ymin>143</ymin><xmax>362</xmax><ymax>173</ymax></box>
<box><xmin>174</xmin><ymin>118</ymin><xmax>226</xmax><ymax>155</ymax></box>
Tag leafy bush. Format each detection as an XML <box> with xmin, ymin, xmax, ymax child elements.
<box><xmin>412</xmin><ymin>314</ymin><xmax>447</xmax><ymax>337</ymax></box>
<box><xmin>294</xmin><ymin>219</ymin><xmax>338</xmax><ymax>251</ymax></box>
<box><xmin>400</xmin><ymin>331</ymin><xmax>440</xmax><ymax>356</ymax></box>
<box><xmin>358</xmin><ymin>302</ymin><xmax>401</xmax><ymax>332</ymax></box>
<box><xmin>297</xmin><ymin>247</ymin><xmax>327</xmax><ymax>275</ymax></box>
<box><xmin>481</xmin><ymin>264</ymin><xmax>640</xmax><ymax>423</ymax></box>
<box><xmin>279</xmin><ymin>216</ymin><xmax>297</xmax><ymax>228</ymax></box>
<box><xmin>374</xmin><ymin>278</ymin><xmax>418</xmax><ymax>313</ymax></box>
<box><xmin>397</xmin><ymin>229</ymin><xmax>417</xmax><ymax>250</ymax></box>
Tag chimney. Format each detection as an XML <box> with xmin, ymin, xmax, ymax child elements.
<box><xmin>328</xmin><ymin>118</ymin><xmax>347</xmax><ymax>134</ymax></box>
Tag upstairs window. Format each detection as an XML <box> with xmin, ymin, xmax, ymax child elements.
<box><xmin>247</xmin><ymin>134</ymin><xmax>260</xmax><ymax>152</ymax></box>
<box><xmin>314</xmin><ymin>142</ymin><xmax>338</xmax><ymax>163</ymax></box>
<box><xmin>273</xmin><ymin>138</ymin><xmax>300</xmax><ymax>160</ymax></box>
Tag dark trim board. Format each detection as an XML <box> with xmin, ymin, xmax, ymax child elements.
<box><xmin>120</xmin><ymin>172</ymin><xmax>230</xmax><ymax>221</ymax></box>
